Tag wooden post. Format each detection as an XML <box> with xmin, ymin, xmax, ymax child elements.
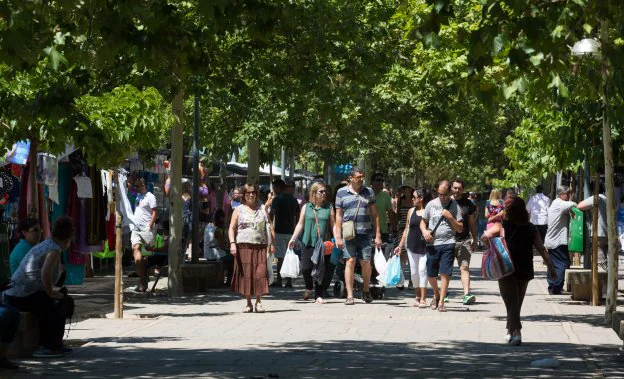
<box><xmin>168</xmin><ymin>91</ymin><xmax>184</xmax><ymax>297</ymax></box>
<box><xmin>600</xmin><ymin>20</ymin><xmax>618</xmax><ymax>324</ymax></box>
<box><xmin>591</xmin><ymin>174</ymin><xmax>599</xmax><ymax>306</ymax></box>
<box><xmin>113</xmin><ymin>170</ymin><xmax>124</xmax><ymax>318</ymax></box>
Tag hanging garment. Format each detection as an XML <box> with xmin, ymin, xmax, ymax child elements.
<box><xmin>36</xmin><ymin>153</ymin><xmax>58</xmax><ymax>186</ymax></box>
<box><xmin>86</xmin><ymin>166</ymin><xmax>106</xmax><ymax>245</ymax></box>
<box><xmin>50</xmin><ymin>163</ymin><xmax>71</xmax><ymax>223</ymax></box>
<box><xmin>118</xmin><ymin>170</ymin><xmax>138</xmax><ymax>230</ymax></box>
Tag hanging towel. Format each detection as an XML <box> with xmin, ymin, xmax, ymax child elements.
<box><xmin>118</xmin><ymin>170</ymin><xmax>138</xmax><ymax>230</ymax></box>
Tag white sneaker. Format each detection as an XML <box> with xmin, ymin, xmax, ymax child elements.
<box><xmin>504</xmin><ymin>334</ymin><xmax>511</xmax><ymax>343</ymax></box>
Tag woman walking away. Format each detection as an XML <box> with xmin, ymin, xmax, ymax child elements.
<box><xmin>4</xmin><ymin>216</ymin><xmax>75</xmax><ymax>358</ymax></box>
<box><xmin>485</xmin><ymin>189</ymin><xmax>504</xmax><ymax>230</ymax></box>
<box><xmin>289</xmin><ymin>182</ymin><xmax>336</xmax><ymax>304</ymax></box>
<box><xmin>394</xmin><ymin>188</ymin><xmax>431</xmax><ymax>307</ymax></box>
<box><xmin>481</xmin><ymin>197</ymin><xmax>557</xmax><ymax>346</ymax></box>
<box><xmin>228</xmin><ymin>183</ymin><xmax>275</xmax><ymax>313</ymax></box>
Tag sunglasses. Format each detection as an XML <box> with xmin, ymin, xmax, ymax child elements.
<box><xmin>317</xmin><ymin>190</ymin><xmax>327</xmax><ymax>194</ymax></box>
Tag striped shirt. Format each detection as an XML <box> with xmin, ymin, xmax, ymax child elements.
<box><xmin>336</xmin><ymin>185</ymin><xmax>376</xmax><ymax>235</ymax></box>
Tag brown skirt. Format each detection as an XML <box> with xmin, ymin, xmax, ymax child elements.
<box><xmin>231</xmin><ymin>243</ymin><xmax>269</xmax><ymax>297</ymax></box>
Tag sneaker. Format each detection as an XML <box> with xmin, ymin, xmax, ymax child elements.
<box><xmin>32</xmin><ymin>347</ymin><xmax>64</xmax><ymax>358</ymax></box>
<box><xmin>362</xmin><ymin>291</ymin><xmax>373</xmax><ymax>304</ymax></box>
<box><xmin>504</xmin><ymin>334</ymin><xmax>511</xmax><ymax>343</ymax></box>
<box><xmin>510</xmin><ymin>335</ymin><xmax>522</xmax><ymax>346</ymax></box>
<box><xmin>462</xmin><ymin>294</ymin><xmax>476</xmax><ymax>305</ymax></box>
<box><xmin>444</xmin><ymin>296</ymin><xmax>449</xmax><ymax>303</ymax></box>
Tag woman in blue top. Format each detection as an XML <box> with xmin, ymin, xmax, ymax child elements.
<box><xmin>9</xmin><ymin>219</ymin><xmax>41</xmax><ymax>275</ymax></box>
<box><xmin>289</xmin><ymin>182</ymin><xmax>335</xmax><ymax>304</ymax></box>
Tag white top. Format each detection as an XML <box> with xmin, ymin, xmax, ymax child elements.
<box><xmin>544</xmin><ymin>198</ymin><xmax>577</xmax><ymax>249</ymax></box>
<box><xmin>134</xmin><ymin>192</ymin><xmax>157</xmax><ymax>230</ymax></box>
<box><xmin>526</xmin><ymin>193</ymin><xmax>550</xmax><ymax>225</ymax></box>
<box><xmin>5</xmin><ymin>239</ymin><xmax>62</xmax><ymax>298</ymax></box>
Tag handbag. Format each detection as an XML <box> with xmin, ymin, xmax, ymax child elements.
<box><xmin>312</xmin><ymin>206</ymin><xmax>333</xmax><ymax>255</ymax></box>
<box><xmin>342</xmin><ymin>195</ymin><xmax>362</xmax><ymax>241</ymax></box>
<box><xmin>481</xmin><ymin>226</ymin><xmax>517</xmax><ymax>280</ymax></box>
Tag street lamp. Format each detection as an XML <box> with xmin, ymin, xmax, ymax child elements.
<box><xmin>571</xmin><ymin>38</ymin><xmax>601</xmax><ymax>57</ymax></box>
<box><xmin>571</xmin><ymin>30</ymin><xmax>619</xmax><ymax>323</ymax></box>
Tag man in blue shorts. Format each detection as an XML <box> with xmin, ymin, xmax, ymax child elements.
<box><xmin>421</xmin><ymin>180</ymin><xmax>463</xmax><ymax>312</ymax></box>
<box><xmin>335</xmin><ymin>167</ymin><xmax>382</xmax><ymax>305</ymax></box>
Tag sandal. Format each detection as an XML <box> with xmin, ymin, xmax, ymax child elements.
<box><xmin>315</xmin><ymin>297</ymin><xmax>326</xmax><ymax>304</ymax></box>
<box><xmin>243</xmin><ymin>305</ymin><xmax>253</xmax><ymax>313</ymax></box>
<box><xmin>254</xmin><ymin>303</ymin><xmax>265</xmax><ymax>313</ymax></box>
<box><xmin>430</xmin><ymin>298</ymin><xmax>439</xmax><ymax>310</ymax></box>
<box><xmin>362</xmin><ymin>291</ymin><xmax>373</xmax><ymax>304</ymax></box>
<box><xmin>303</xmin><ymin>289</ymin><xmax>312</xmax><ymax>301</ymax></box>
<box><xmin>438</xmin><ymin>303</ymin><xmax>447</xmax><ymax>312</ymax></box>
<box><xmin>418</xmin><ymin>300</ymin><xmax>428</xmax><ymax>308</ymax></box>
<box><xmin>345</xmin><ymin>297</ymin><xmax>355</xmax><ymax>305</ymax></box>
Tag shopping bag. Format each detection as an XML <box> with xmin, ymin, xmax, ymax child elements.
<box><xmin>384</xmin><ymin>256</ymin><xmax>403</xmax><ymax>287</ymax></box>
<box><xmin>481</xmin><ymin>236</ymin><xmax>515</xmax><ymax>280</ymax></box>
<box><xmin>279</xmin><ymin>248</ymin><xmax>300</xmax><ymax>278</ymax></box>
<box><xmin>267</xmin><ymin>253</ymin><xmax>274</xmax><ymax>285</ymax></box>
<box><xmin>330</xmin><ymin>238</ymin><xmax>342</xmax><ymax>266</ymax></box>
<box><xmin>373</xmin><ymin>247</ymin><xmax>387</xmax><ymax>277</ymax></box>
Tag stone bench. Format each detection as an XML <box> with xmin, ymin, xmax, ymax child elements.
<box><xmin>565</xmin><ymin>269</ymin><xmax>607</xmax><ymax>301</ymax></box>
<box><xmin>613</xmin><ymin>311</ymin><xmax>624</xmax><ymax>340</ymax></box>
<box><xmin>8</xmin><ymin>312</ymin><xmax>39</xmax><ymax>358</ymax></box>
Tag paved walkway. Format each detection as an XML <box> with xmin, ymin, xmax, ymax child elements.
<box><xmin>5</xmin><ymin>254</ymin><xmax>624</xmax><ymax>378</ymax></box>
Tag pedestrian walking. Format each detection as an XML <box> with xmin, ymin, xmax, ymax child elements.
<box><xmin>228</xmin><ymin>183</ymin><xmax>276</xmax><ymax>313</ymax></box>
<box><xmin>371</xmin><ymin>173</ymin><xmax>396</xmax><ymax>245</ymax></box>
<box><xmin>335</xmin><ymin>167</ymin><xmax>383</xmax><ymax>305</ymax></box>
<box><xmin>420</xmin><ymin>180</ymin><xmax>463</xmax><ymax>312</ymax></box>
<box><xmin>451</xmin><ymin>179</ymin><xmax>478</xmax><ymax>305</ymax></box>
<box><xmin>130</xmin><ymin>177</ymin><xmax>158</xmax><ymax>292</ymax></box>
<box><xmin>543</xmin><ymin>186</ymin><xmax>576</xmax><ymax>295</ymax></box>
<box><xmin>526</xmin><ymin>184</ymin><xmax>550</xmax><ymax>244</ymax></box>
<box><xmin>289</xmin><ymin>182</ymin><xmax>335</xmax><ymax>303</ymax></box>
<box><xmin>481</xmin><ymin>196</ymin><xmax>557</xmax><ymax>346</ymax></box>
<box><xmin>485</xmin><ymin>189</ymin><xmax>504</xmax><ymax>229</ymax></box>
<box><xmin>394</xmin><ymin>188</ymin><xmax>431</xmax><ymax>307</ymax></box>
<box><xmin>269</xmin><ymin>179</ymin><xmax>300</xmax><ymax>288</ymax></box>
<box><xmin>393</xmin><ymin>186</ymin><xmax>413</xmax><ymax>289</ymax></box>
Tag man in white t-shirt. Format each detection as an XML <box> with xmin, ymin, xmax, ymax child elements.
<box><xmin>526</xmin><ymin>184</ymin><xmax>550</xmax><ymax>243</ymax></box>
<box><xmin>132</xmin><ymin>178</ymin><xmax>158</xmax><ymax>292</ymax></box>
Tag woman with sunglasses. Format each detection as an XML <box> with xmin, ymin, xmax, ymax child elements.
<box><xmin>228</xmin><ymin>183</ymin><xmax>276</xmax><ymax>313</ymax></box>
<box><xmin>9</xmin><ymin>219</ymin><xmax>42</xmax><ymax>275</ymax></box>
<box><xmin>289</xmin><ymin>182</ymin><xmax>335</xmax><ymax>303</ymax></box>
<box><xmin>394</xmin><ymin>188</ymin><xmax>431</xmax><ymax>307</ymax></box>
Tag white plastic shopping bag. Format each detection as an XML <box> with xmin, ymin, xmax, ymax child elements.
<box><xmin>279</xmin><ymin>248</ymin><xmax>300</xmax><ymax>278</ymax></box>
<box><xmin>374</xmin><ymin>247</ymin><xmax>387</xmax><ymax>278</ymax></box>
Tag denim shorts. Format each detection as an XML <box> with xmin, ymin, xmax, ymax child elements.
<box><xmin>426</xmin><ymin>243</ymin><xmax>455</xmax><ymax>277</ymax></box>
<box><xmin>343</xmin><ymin>233</ymin><xmax>372</xmax><ymax>261</ymax></box>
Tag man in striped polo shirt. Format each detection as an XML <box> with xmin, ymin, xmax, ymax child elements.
<box><xmin>335</xmin><ymin>167</ymin><xmax>383</xmax><ymax>305</ymax></box>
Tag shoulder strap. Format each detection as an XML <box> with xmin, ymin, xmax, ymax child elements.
<box><xmin>431</xmin><ymin>200</ymin><xmax>452</xmax><ymax>235</ymax></box>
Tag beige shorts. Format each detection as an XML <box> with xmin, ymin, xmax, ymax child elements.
<box><xmin>131</xmin><ymin>228</ymin><xmax>155</xmax><ymax>248</ymax></box>
<box><xmin>454</xmin><ymin>239</ymin><xmax>473</xmax><ymax>267</ymax></box>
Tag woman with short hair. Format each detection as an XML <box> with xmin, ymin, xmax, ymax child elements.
<box><xmin>228</xmin><ymin>183</ymin><xmax>275</xmax><ymax>313</ymax></box>
<box><xmin>9</xmin><ymin>218</ymin><xmax>41</xmax><ymax>274</ymax></box>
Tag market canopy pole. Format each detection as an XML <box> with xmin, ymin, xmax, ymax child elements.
<box><xmin>113</xmin><ymin>170</ymin><xmax>123</xmax><ymax>318</ymax></box>
<box><xmin>168</xmin><ymin>91</ymin><xmax>184</xmax><ymax>297</ymax></box>
<box><xmin>191</xmin><ymin>94</ymin><xmax>200</xmax><ymax>263</ymax></box>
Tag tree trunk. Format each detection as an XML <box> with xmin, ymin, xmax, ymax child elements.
<box><xmin>281</xmin><ymin>148</ymin><xmax>286</xmax><ymax>181</ymax></box>
<box><xmin>168</xmin><ymin>91</ymin><xmax>185</xmax><ymax>297</ymax></box>
<box><xmin>601</xmin><ymin>20</ymin><xmax>618</xmax><ymax>324</ymax></box>
<box><xmin>247</xmin><ymin>139</ymin><xmax>260</xmax><ymax>185</ymax></box>
<box><xmin>191</xmin><ymin>94</ymin><xmax>200</xmax><ymax>263</ymax></box>
<box><xmin>113</xmin><ymin>170</ymin><xmax>124</xmax><ymax>318</ymax></box>
<box><xmin>592</xmin><ymin>174</ymin><xmax>600</xmax><ymax>306</ymax></box>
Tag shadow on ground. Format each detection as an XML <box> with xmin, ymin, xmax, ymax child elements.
<box><xmin>8</xmin><ymin>339</ymin><xmax>623</xmax><ymax>378</ymax></box>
